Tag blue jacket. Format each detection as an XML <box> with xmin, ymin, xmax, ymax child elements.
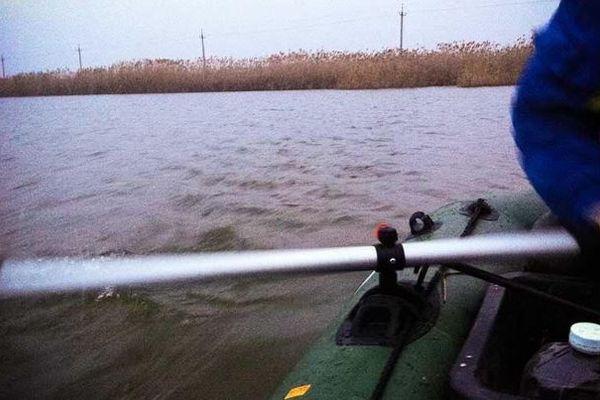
<box><xmin>512</xmin><ymin>0</ymin><xmax>600</xmax><ymax>229</ymax></box>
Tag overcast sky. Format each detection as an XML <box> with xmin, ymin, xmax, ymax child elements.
<box><xmin>1</xmin><ymin>0</ymin><xmax>558</xmax><ymax>75</ymax></box>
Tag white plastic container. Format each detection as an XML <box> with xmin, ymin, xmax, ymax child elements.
<box><xmin>569</xmin><ymin>322</ymin><xmax>600</xmax><ymax>355</ymax></box>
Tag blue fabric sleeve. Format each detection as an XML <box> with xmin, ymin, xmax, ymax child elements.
<box><xmin>512</xmin><ymin>0</ymin><xmax>600</xmax><ymax>227</ymax></box>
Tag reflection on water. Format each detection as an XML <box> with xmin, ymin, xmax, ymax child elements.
<box><xmin>0</xmin><ymin>87</ymin><xmax>529</xmax><ymax>399</ymax></box>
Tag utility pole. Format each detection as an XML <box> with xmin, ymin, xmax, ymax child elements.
<box><xmin>200</xmin><ymin>29</ymin><xmax>207</xmax><ymax>69</ymax></box>
<box><xmin>1</xmin><ymin>54</ymin><xmax>5</xmax><ymax>79</ymax></box>
<box><xmin>399</xmin><ymin>4</ymin><xmax>406</xmax><ymax>51</ymax></box>
<box><xmin>77</xmin><ymin>44</ymin><xmax>83</xmax><ymax>70</ymax></box>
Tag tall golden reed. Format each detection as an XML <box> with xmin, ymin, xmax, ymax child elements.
<box><xmin>0</xmin><ymin>39</ymin><xmax>532</xmax><ymax>97</ymax></box>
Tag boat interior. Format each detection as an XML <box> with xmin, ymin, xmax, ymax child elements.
<box><xmin>451</xmin><ymin>271</ymin><xmax>600</xmax><ymax>399</ymax></box>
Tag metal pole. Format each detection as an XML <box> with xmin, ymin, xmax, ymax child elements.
<box><xmin>77</xmin><ymin>45</ymin><xmax>83</xmax><ymax>70</ymax></box>
<box><xmin>1</xmin><ymin>55</ymin><xmax>5</xmax><ymax>78</ymax></box>
<box><xmin>200</xmin><ymin>29</ymin><xmax>206</xmax><ymax>69</ymax></box>
<box><xmin>0</xmin><ymin>230</ymin><xmax>579</xmax><ymax>297</ymax></box>
<box><xmin>399</xmin><ymin>4</ymin><xmax>406</xmax><ymax>51</ymax></box>
<box><xmin>0</xmin><ymin>247</ymin><xmax>377</xmax><ymax>297</ymax></box>
<box><xmin>401</xmin><ymin>230</ymin><xmax>579</xmax><ymax>265</ymax></box>
<box><xmin>447</xmin><ymin>262</ymin><xmax>600</xmax><ymax>320</ymax></box>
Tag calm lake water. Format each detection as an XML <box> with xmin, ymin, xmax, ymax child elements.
<box><xmin>0</xmin><ymin>87</ymin><xmax>530</xmax><ymax>399</ymax></box>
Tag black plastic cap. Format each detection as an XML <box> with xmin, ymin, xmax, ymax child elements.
<box><xmin>377</xmin><ymin>225</ymin><xmax>398</xmax><ymax>247</ymax></box>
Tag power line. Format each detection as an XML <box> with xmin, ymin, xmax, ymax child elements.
<box><xmin>410</xmin><ymin>0</ymin><xmax>558</xmax><ymax>13</ymax></box>
<box><xmin>213</xmin><ymin>15</ymin><xmax>387</xmax><ymax>38</ymax></box>
<box><xmin>211</xmin><ymin>0</ymin><xmax>557</xmax><ymax>38</ymax></box>
<box><xmin>3</xmin><ymin>0</ymin><xmax>557</xmax><ymax>74</ymax></box>
<box><xmin>6</xmin><ymin>0</ymin><xmax>558</xmax><ymax>52</ymax></box>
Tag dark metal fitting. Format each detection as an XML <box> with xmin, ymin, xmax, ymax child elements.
<box><xmin>375</xmin><ymin>244</ymin><xmax>406</xmax><ymax>272</ymax></box>
<box><xmin>459</xmin><ymin>198</ymin><xmax>499</xmax><ymax>221</ymax></box>
<box><xmin>409</xmin><ymin>212</ymin><xmax>435</xmax><ymax>236</ymax></box>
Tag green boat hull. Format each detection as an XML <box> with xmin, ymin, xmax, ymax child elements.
<box><xmin>271</xmin><ymin>192</ymin><xmax>549</xmax><ymax>400</ymax></box>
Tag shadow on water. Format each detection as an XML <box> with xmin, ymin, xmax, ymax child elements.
<box><xmin>157</xmin><ymin>225</ymin><xmax>258</xmax><ymax>253</ymax></box>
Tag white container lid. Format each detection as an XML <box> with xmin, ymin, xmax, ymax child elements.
<box><xmin>569</xmin><ymin>322</ymin><xmax>600</xmax><ymax>355</ymax></box>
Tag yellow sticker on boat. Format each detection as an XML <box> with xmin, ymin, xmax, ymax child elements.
<box><xmin>284</xmin><ymin>384</ymin><xmax>311</xmax><ymax>399</ymax></box>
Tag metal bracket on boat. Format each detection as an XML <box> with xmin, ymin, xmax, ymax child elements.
<box><xmin>459</xmin><ymin>198</ymin><xmax>499</xmax><ymax>221</ymax></box>
<box><xmin>459</xmin><ymin>198</ymin><xmax>499</xmax><ymax>237</ymax></box>
<box><xmin>374</xmin><ymin>224</ymin><xmax>407</xmax><ymax>292</ymax></box>
<box><xmin>336</xmin><ymin>224</ymin><xmax>439</xmax><ymax>347</ymax></box>
<box><xmin>407</xmin><ymin>211</ymin><xmax>441</xmax><ymax>237</ymax></box>
<box><xmin>335</xmin><ymin>281</ymin><xmax>439</xmax><ymax>347</ymax></box>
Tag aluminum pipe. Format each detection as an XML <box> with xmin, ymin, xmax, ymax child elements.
<box><xmin>0</xmin><ymin>246</ymin><xmax>377</xmax><ymax>297</ymax></box>
<box><xmin>0</xmin><ymin>229</ymin><xmax>580</xmax><ymax>298</ymax></box>
<box><xmin>402</xmin><ymin>229</ymin><xmax>580</xmax><ymax>266</ymax></box>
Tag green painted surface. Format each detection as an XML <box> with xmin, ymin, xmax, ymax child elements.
<box><xmin>271</xmin><ymin>192</ymin><xmax>547</xmax><ymax>400</ymax></box>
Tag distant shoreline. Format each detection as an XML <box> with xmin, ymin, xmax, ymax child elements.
<box><xmin>0</xmin><ymin>40</ymin><xmax>531</xmax><ymax>98</ymax></box>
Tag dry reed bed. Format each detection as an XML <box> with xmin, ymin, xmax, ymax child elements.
<box><xmin>0</xmin><ymin>40</ymin><xmax>532</xmax><ymax>97</ymax></box>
